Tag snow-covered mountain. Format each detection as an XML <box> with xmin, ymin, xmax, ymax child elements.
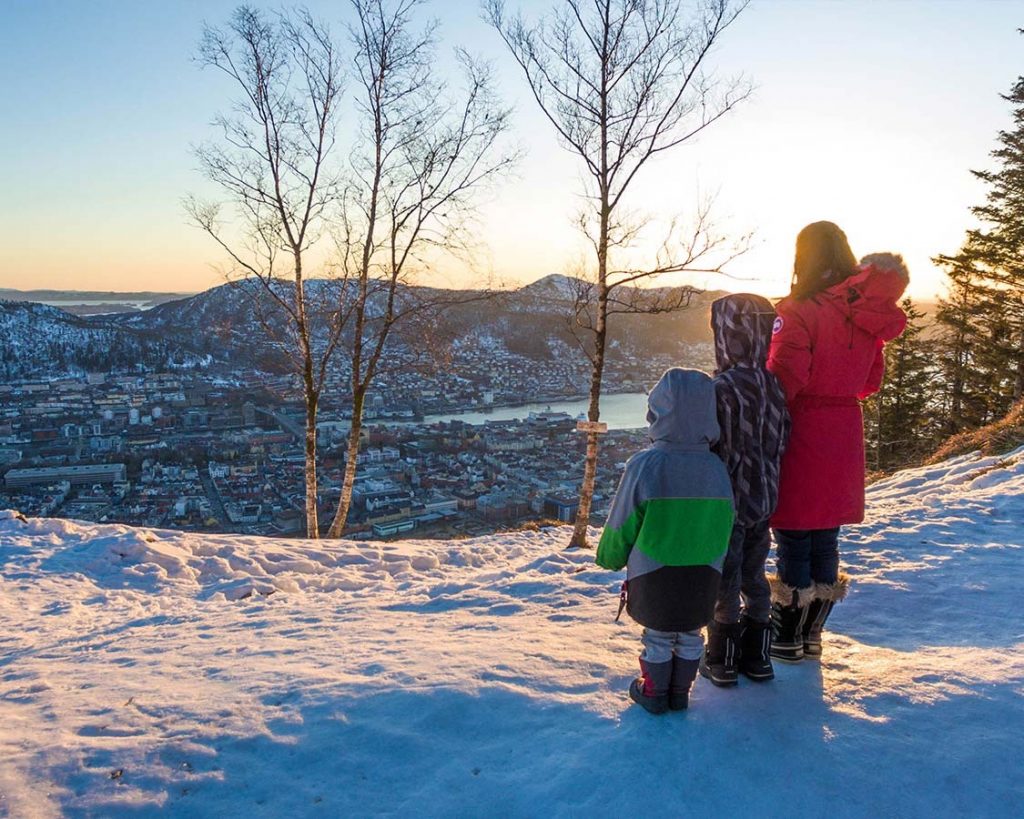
<box><xmin>1</xmin><ymin>276</ymin><xmax>722</xmax><ymax>379</ymax></box>
<box><xmin>0</xmin><ymin>300</ymin><xmax>205</xmax><ymax>379</ymax></box>
<box><xmin>1</xmin><ymin>447</ymin><xmax>1021</xmax><ymax>816</ymax></box>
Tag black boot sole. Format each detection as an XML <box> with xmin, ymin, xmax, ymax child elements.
<box><xmin>770</xmin><ymin>643</ymin><xmax>804</xmax><ymax>664</ymax></box>
<box><xmin>739</xmin><ymin>667</ymin><xmax>775</xmax><ymax>682</ymax></box>
<box><xmin>629</xmin><ymin>680</ymin><xmax>668</xmax><ymax>714</ymax></box>
<box><xmin>698</xmin><ymin>660</ymin><xmax>738</xmax><ymax>687</ymax></box>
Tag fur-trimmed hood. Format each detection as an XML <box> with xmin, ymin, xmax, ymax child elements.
<box><xmin>815</xmin><ymin>252</ymin><xmax>909</xmax><ymax>342</ymax></box>
<box><xmin>859</xmin><ymin>252</ymin><xmax>909</xmax><ymax>283</ymax></box>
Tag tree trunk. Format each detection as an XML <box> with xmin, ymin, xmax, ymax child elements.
<box><xmin>1015</xmin><ymin>318</ymin><xmax>1024</xmax><ymax>401</ymax></box>
<box><xmin>569</xmin><ymin>336</ymin><xmax>606</xmax><ymax>548</ymax></box>
<box><xmin>569</xmin><ymin>184</ymin><xmax>610</xmax><ymax>549</ymax></box>
<box><xmin>294</xmin><ymin>252</ymin><xmax>319</xmax><ymax>539</ymax></box>
<box><xmin>327</xmin><ymin>387</ymin><xmax>366</xmax><ymax>538</ymax></box>
<box><xmin>303</xmin><ymin>391</ymin><xmax>320</xmax><ymax>538</ymax></box>
<box><xmin>874</xmin><ymin>395</ymin><xmax>882</xmax><ymax>472</ymax></box>
<box><xmin>947</xmin><ymin>326</ymin><xmax>966</xmax><ymax>434</ymax></box>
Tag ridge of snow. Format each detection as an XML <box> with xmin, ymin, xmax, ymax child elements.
<box><xmin>1</xmin><ymin>448</ymin><xmax>1022</xmax><ymax>816</ymax></box>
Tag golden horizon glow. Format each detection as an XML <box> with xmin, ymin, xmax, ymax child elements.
<box><xmin>1</xmin><ymin>1</ymin><xmax>1017</xmax><ymax>303</ymax></box>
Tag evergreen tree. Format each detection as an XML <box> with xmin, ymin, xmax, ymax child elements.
<box><xmin>935</xmin><ymin>67</ymin><xmax>1024</xmax><ymax>432</ymax></box>
<box><xmin>865</xmin><ymin>298</ymin><xmax>940</xmax><ymax>470</ymax></box>
<box><xmin>934</xmin><ymin>262</ymin><xmax>1007</xmax><ymax>432</ymax></box>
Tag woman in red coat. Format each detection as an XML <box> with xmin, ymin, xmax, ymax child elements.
<box><xmin>767</xmin><ymin>222</ymin><xmax>908</xmax><ymax>662</ymax></box>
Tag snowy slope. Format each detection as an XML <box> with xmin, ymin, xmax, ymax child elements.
<box><xmin>0</xmin><ymin>301</ymin><xmax>204</xmax><ymax>379</ymax></box>
<box><xmin>1</xmin><ymin>448</ymin><xmax>1022</xmax><ymax>818</ymax></box>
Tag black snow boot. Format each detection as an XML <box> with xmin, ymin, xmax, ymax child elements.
<box><xmin>738</xmin><ymin>616</ymin><xmax>774</xmax><ymax>681</ymax></box>
<box><xmin>699</xmin><ymin>621</ymin><xmax>740</xmax><ymax>687</ymax></box>
<box><xmin>669</xmin><ymin>656</ymin><xmax>699</xmax><ymax>711</ymax></box>
<box><xmin>768</xmin><ymin>576</ymin><xmax>814</xmax><ymax>663</ymax></box>
<box><xmin>629</xmin><ymin>658</ymin><xmax>672</xmax><ymax>715</ymax></box>
<box><xmin>803</xmin><ymin>575</ymin><xmax>850</xmax><ymax>658</ymax></box>
<box><xmin>770</xmin><ymin>601</ymin><xmax>810</xmax><ymax>663</ymax></box>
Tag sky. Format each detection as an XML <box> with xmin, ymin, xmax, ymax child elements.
<box><xmin>0</xmin><ymin>0</ymin><xmax>1020</xmax><ymax>300</ymax></box>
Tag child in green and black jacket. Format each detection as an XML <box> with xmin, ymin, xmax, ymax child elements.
<box><xmin>596</xmin><ymin>367</ymin><xmax>735</xmax><ymax>714</ymax></box>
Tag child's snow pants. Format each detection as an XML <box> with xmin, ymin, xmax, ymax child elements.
<box><xmin>640</xmin><ymin>628</ymin><xmax>704</xmax><ymax>663</ymax></box>
<box><xmin>714</xmin><ymin>519</ymin><xmax>772</xmax><ymax>625</ymax></box>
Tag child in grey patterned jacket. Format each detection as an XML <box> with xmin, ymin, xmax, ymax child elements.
<box><xmin>701</xmin><ymin>294</ymin><xmax>790</xmax><ymax>687</ymax></box>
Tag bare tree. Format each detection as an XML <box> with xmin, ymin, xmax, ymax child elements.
<box><xmin>485</xmin><ymin>0</ymin><xmax>751</xmax><ymax>547</ymax></box>
<box><xmin>187</xmin><ymin>6</ymin><xmax>344</xmax><ymax>538</ymax></box>
<box><xmin>324</xmin><ymin>0</ymin><xmax>515</xmax><ymax>538</ymax></box>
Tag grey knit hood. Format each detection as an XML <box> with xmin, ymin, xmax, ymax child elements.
<box><xmin>647</xmin><ymin>367</ymin><xmax>720</xmax><ymax>447</ymax></box>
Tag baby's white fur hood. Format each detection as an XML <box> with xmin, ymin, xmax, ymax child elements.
<box><xmin>860</xmin><ymin>252</ymin><xmax>910</xmax><ymax>283</ymax></box>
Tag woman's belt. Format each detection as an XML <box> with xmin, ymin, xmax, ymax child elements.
<box><xmin>792</xmin><ymin>394</ymin><xmax>859</xmax><ymax>408</ymax></box>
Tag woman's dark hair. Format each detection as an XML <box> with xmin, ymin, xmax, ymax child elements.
<box><xmin>791</xmin><ymin>221</ymin><xmax>858</xmax><ymax>300</ymax></box>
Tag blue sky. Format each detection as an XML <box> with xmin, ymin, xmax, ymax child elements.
<box><xmin>1</xmin><ymin>0</ymin><xmax>1021</xmax><ymax>298</ymax></box>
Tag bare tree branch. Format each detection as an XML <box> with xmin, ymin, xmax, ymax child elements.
<box><xmin>325</xmin><ymin>0</ymin><xmax>516</xmax><ymax>538</ymax></box>
<box><xmin>485</xmin><ymin>0</ymin><xmax>752</xmax><ymax>547</ymax></box>
<box><xmin>187</xmin><ymin>5</ymin><xmax>344</xmax><ymax>538</ymax></box>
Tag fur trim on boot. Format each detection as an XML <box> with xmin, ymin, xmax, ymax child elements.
<box><xmin>813</xmin><ymin>573</ymin><xmax>851</xmax><ymax>602</ymax></box>
<box><xmin>768</xmin><ymin>574</ymin><xmax>816</xmax><ymax>608</ymax></box>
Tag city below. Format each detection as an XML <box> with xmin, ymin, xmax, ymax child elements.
<box><xmin>0</xmin><ymin>279</ymin><xmax>716</xmax><ymax>539</ymax></box>
<box><xmin>0</xmin><ymin>365</ymin><xmax>712</xmax><ymax>540</ymax></box>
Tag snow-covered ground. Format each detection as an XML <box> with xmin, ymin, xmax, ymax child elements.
<box><xmin>2</xmin><ymin>448</ymin><xmax>1023</xmax><ymax>818</ymax></box>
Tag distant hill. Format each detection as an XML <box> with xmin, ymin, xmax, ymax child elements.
<box><xmin>2</xmin><ymin>275</ymin><xmax>726</xmax><ymax>379</ymax></box>
<box><xmin>0</xmin><ymin>288</ymin><xmax>192</xmax><ymax>316</ymax></box>
<box><xmin>114</xmin><ymin>275</ymin><xmax>726</xmax><ymax>370</ymax></box>
<box><xmin>0</xmin><ymin>300</ymin><xmax>206</xmax><ymax>379</ymax></box>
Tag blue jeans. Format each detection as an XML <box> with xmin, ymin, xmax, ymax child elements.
<box><xmin>773</xmin><ymin>528</ymin><xmax>840</xmax><ymax>590</ymax></box>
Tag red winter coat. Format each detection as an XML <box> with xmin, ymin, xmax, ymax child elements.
<box><xmin>768</xmin><ymin>260</ymin><xmax>908</xmax><ymax>530</ymax></box>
